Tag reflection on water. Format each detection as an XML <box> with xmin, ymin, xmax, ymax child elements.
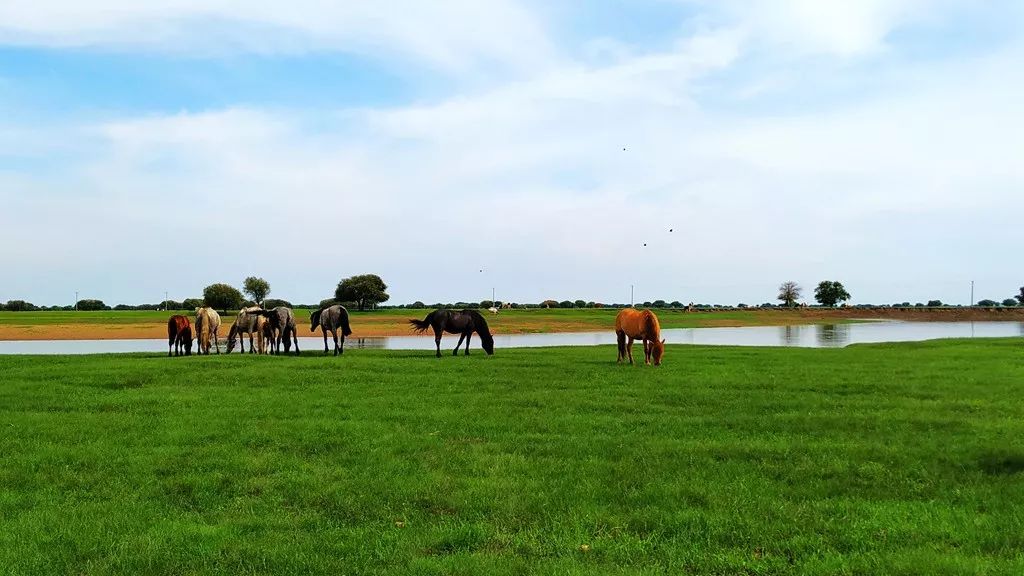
<box><xmin>816</xmin><ymin>324</ymin><xmax>850</xmax><ymax>347</ymax></box>
<box><xmin>1</xmin><ymin>321</ymin><xmax>1022</xmax><ymax>355</ymax></box>
<box><xmin>780</xmin><ymin>325</ymin><xmax>802</xmax><ymax>346</ymax></box>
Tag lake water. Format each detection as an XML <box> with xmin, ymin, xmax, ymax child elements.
<box><xmin>0</xmin><ymin>321</ymin><xmax>1021</xmax><ymax>355</ymax></box>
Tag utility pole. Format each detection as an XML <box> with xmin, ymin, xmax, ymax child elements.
<box><xmin>75</xmin><ymin>291</ymin><xmax>78</xmax><ymax>311</ymax></box>
<box><xmin>631</xmin><ymin>285</ymin><xmax>634</xmax><ymax>307</ymax></box>
<box><xmin>970</xmin><ymin>280</ymin><xmax>974</xmax><ymax>307</ymax></box>
<box><xmin>164</xmin><ymin>291</ymin><xmax>169</xmax><ymax>311</ymax></box>
<box><xmin>492</xmin><ymin>287</ymin><xmax>495</xmax><ymax>304</ymax></box>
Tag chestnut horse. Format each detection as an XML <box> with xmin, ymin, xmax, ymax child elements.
<box><xmin>615</xmin><ymin>308</ymin><xmax>665</xmax><ymax>365</ymax></box>
<box><xmin>167</xmin><ymin>315</ymin><xmax>193</xmax><ymax>356</ymax></box>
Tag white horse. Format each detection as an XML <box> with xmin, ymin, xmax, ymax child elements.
<box><xmin>194</xmin><ymin>307</ymin><xmax>222</xmax><ymax>355</ymax></box>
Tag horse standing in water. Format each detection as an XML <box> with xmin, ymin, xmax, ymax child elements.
<box><xmin>194</xmin><ymin>307</ymin><xmax>222</xmax><ymax>355</ymax></box>
<box><xmin>311</xmin><ymin>305</ymin><xmax>353</xmax><ymax>356</ymax></box>
<box><xmin>615</xmin><ymin>308</ymin><xmax>665</xmax><ymax>366</ymax></box>
<box><xmin>409</xmin><ymin>309</ymin><xmax>494</xmax><ymax>358</ymax></box>
<box><xmin>167</xmin><ymin>315</ymin><xmax>193</xmax><ymax>356</ymax></box>
<box><xmin>249</xmin><ymin>307</ymin><xmax>300</xmax><ymax>355</ymax></box>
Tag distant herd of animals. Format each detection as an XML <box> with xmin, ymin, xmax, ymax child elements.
<box><xmin>167</xmin><ymin>305</ymin><xmax>666</xmax><ymax>365</ymax></box>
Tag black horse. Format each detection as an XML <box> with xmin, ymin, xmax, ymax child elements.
<box><xmin>409</xmin><ymin>309</ymin><xmax>495</xmax><ymax>358</ymax></box>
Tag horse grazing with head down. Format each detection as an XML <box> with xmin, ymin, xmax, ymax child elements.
<box><xmin>311</xmin><ymin>305</ymin><xmax>352</xmax><ymax>356</ymax></box>
<box><xmin>167</xmin><ymin>315</ymin><xmax>193</xmax><ymax>356</ymax></box>
<box><xmin>409</xmin><ymin>309</ymin><xmax>494</xmax><ymax>358</ymax></box>
<box><xmin>194</xmin><ymin>307</ymin><xmax>222</xmax><ymax>355</ymax></box>
<box><xmin>249</xmin><ymin>307</ymin><xmax>300</xmax><ymax>355</ymax></box>
<box><xmin>615</xmin><ymin>308</ymin><xmax>665</xmax><ymax>366</ymax></box>
<box><xmin>226</xmin><ymin>306</ymin><xmax>264</xmax><ymax>354</ymax></box>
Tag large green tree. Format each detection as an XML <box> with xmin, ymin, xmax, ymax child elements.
<box><xmin>203</xmin><ymin>283</ymin><xmax>244</xmax><ymax>311</ymax></box>
<box><xmin>777</xmin><ymin>281</ymin><xmax>801</xmax><ymax>307</ymax></box>
<box><xmin>1016</xmin><ymin>287</ymin><xmax>1024</xmax><ymax>306</ymax></box>
<box><xmin>335</xmin><ymin>274</ymin><xmax>389</xmax><ymax>311</ymax></box>
<box><xmin>243</xmin><ymin>277</ymin><xmax>271</xmax><ymax>306</ymax></box>
<box><xmin>814</xmin><ymin>281</ymin><xmax>851</xmax><ymax>307</ymax></box>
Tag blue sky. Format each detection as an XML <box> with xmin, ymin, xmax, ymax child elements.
<box><xmin>1</xmin><ymin>1</ymin><xmax>1022</xmax><ymax>306</ymax></box>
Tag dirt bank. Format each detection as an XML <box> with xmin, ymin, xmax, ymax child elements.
<box><xmin>1</xmin><ymin>308</ymin><xmax>1020</xmax><ymax>341</ymax></box>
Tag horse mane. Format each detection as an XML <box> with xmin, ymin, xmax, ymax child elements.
<box><xmin>464</xmin><ymin>309</ymin><xmax>493</xmax><ymax>342</ymax></box>
<box><xmin>642</xmin><ymin>310</ymin><xmax>661</xmax><ymax>340</ymax></box>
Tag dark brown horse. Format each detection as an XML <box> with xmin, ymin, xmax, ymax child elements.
<box><xmin>409</xmin><ymin>309</ymin><xmax>494</xmax><ymax>358</ymax></box>
<box><xmin>167</xmin><ymin>315</ymin><xmax>193</xmax><ymax>357</ymax></box>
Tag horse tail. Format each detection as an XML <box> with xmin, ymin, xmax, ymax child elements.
<box><xmin>340</xmin><ymin>308</ymin><xmax>353</xmax><ymax>337</ymax></box>
<box><xmin>408</xmin><ymin>311</ymin><xmax>436</xmax><ymax>333</ymax></box>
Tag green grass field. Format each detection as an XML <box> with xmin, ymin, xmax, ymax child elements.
<box><xmin>2</xmin><ymin>341</ymin><xmax>1023</xmax><ymax>574</ymax></box>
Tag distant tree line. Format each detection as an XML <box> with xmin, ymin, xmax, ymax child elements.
<box><xmin>4</xmin><ymin>281</ymin><xmax>1023</xmax><ymax>312</ymax></box>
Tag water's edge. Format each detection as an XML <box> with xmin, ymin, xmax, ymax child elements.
<box><xmin>0</xmin><ymin>321</ymin><xmax>1021</xmax><ymax>355</ymax></box>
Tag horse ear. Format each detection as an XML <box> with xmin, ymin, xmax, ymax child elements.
<box><xmin>661</xmin><ymin>339</ymin><xmax>666</xmax><ymax>345</ymax></box>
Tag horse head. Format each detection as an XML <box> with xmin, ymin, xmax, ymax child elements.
<box><xmin>651</xmin><ymin>338</ymin><xmax>665</xmax><ymax>366</ymax></box>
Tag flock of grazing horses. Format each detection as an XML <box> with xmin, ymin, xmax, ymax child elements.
<box><xmin>167</xmin><ymin>305</ymin><xmax>666</xmax><ymax>365</ymax></box>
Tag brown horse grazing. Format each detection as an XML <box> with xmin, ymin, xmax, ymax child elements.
<box><xmin>167</xmin><ymin>315</ymin><xmax>193</xmax><ymax>356</ymax></box>
<box><xmin>615</xmin><ymin>308</ymin><xmax>665</xmax><ymax>365</ymax></box>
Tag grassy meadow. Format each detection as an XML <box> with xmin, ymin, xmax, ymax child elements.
<box><xmin>2</xmin><ymin>340</ymin><xmax>1023</xmax><ymax>574</ymax></box>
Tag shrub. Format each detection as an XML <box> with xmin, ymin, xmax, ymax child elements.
<box><xmin>927</xmin><ymin>300</ymin><xmax>943</xmax><ymax>307</ymax></box>
<box><xmin>559</xmin><ymin>300</ymin><xmax>574</xmax><ymax>309</ymax></box>
<box><xmin>1001</xmin><ymin>298</ymin><xmax>1017</xmax><ymax>307</ymax></box>
<box><xmin>182</xmin><ymin>298</ymin><xmax>205</xmax><ymax>310</ymax></box>
<box><xmin>4</xmin><ymin>300</ymin><xmax>37</xmax><ymax>311</ymax></box>
<box><xmin>203</xmin><ymin>284</ymin><xmax>244</xmax><ymax>311</ymax></box>
<box><xmin>977</xmin><ymin>299</ymin><xmax>998</xmax><ymax>307</ymax></box>
<box><xmin>75</xmin><ymin>299</ymin><xmax>107</xmax><ymax>311</ymax></box>
<box><xmin>574</xmin><ymin>300</ymin><xmax>587</xmax><ymax>309</ymax></box>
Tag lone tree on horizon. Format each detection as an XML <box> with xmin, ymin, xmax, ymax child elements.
<box><xmin>335</xmin><ymin>274</ymin><xmax>389</xmax><ymax>311</ymax></box>
<box><xmin>814</xmin><ymin>281</ymin><xmax>851</xmax><ymax>307</ymax></box>
<box><xmin>243</xmin><ymin>276</ymin><xmax>270</xmax><ymax>307</ymax></box>
<box><xmin>203</xmin><ymin>283</ymin><xmax>244</xmax><ymax>311</ymax></box>
<box><xmin>1016</xmin><ymin>286</ymin><xmax>1024</xmax><ymax>306</ymax></box>
<box><xmin>778</xmin><ymin>281</ymin><xmax>802</xmax><ymax>307</ymax></box>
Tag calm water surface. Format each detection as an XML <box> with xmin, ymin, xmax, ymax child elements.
<box><xmin>1</xmin><ymin>321</ymin><xmax>1021</xmax><ymax>355</ymax></box>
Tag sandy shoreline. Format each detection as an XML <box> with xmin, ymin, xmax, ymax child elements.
<box><xmin>1</xmin><ymin>308</ymin><xmax>1021</xmax><ymax>341</ymax></box>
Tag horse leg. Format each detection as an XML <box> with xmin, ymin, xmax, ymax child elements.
<box><xmin>643</xmin><ymin>339</ymin><xmax>651</xmax><ymax>365</ymax></box>
<box><xmin>616</xmin><ymin>330</ymin><xmax>626</xmax><ymax>363</ymax></box>
<box><xmin>464</xmin><ymin>331</ymin><xmax>472</xmax><ymax>355</ymax></box>
<box><xmin>434</xmin><ymin>328</ymin><xmax>443</xmax><ymax>358</ymax></box>
<box><xmin>213</xmin><ymin>330</ymin><xmax>220</xmax><ymax>354</ymax></box>
<box><xmin>292</xmin><ymin>328</ymin><xmax>300</xmax><ymax>355</ymax></box>
<box><xmin>453</xmin><ymin>332</ymin><xmax>466</xmax><ymax>356</ymax></box>
<box><xmin>248</xmin><ymin>332</ymin><xmax>255</xmax><ymax>354</ymax></box>
<box><xmin>169</xmin><ymin>333</ymin><xmax>174</xmax><ymax>357</ymax></box>
<box><xmin>323</xmin><ymin>328</ymin><xmax>329</xmax><ymax>354</ymax></box>
<box><xmin>626</xmin><ymin>336</ymin><xmax>635</xmax><ymax>365</ymax></box>
<box><xmin>338</xmin><ymin>329</ymin><xmax>345</xmax><ymax>355</ymax></box>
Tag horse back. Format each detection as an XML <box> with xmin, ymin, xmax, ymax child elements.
<box><xmin>615</xmin><ymin>308</ymin><xmax>660</xmax><ymax>339</ymax></box>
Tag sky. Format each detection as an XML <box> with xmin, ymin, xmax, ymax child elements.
<box><xmin>1</xmin><ymin>1</ymin><xmax>1022</xmax><ymax>307</ymax></box>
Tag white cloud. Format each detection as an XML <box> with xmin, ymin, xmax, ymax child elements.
<box><xmin>0</xmin><ymin>0</ymin><xmax>556</xmax><ymax>74</ymax></box>
<box><xmin>1</xmin><ymin>2</ymin><xmax>1022</xmax><ymax>306</ymax></box>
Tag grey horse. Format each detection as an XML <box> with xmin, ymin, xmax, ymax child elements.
<box><xmin>250</xmin><ymin>307</ymin><xmax>300</xmax><ymax>355</ymax></box>
<box><xmin>226</xmin><ymin>306</ymin><xmax>263</xmax><ymax>353</ymax></box>
<box><xmin>310</xmin><ymin>305</ymin><xmax>353</xmax><ymax>356</ymax></box>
